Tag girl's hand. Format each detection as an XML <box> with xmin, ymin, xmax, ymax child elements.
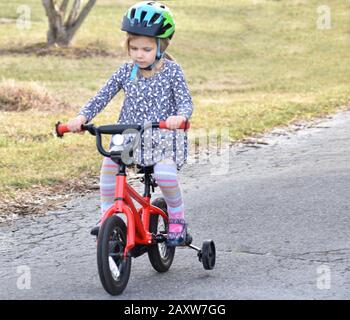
<box><xmin>67</xmin><ymin>115</ymin><xmax>87</xmax><ymax>133</ymax></box>
<box><xmin>165</xmin><ymin>115</ymin><xmax>187</xmax><ymax>130</ymax></box>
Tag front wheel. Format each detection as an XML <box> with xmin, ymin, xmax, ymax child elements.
<box><xmin>147</xmin><ymin>198</ymin><xmax>175</xmax><ymax>272</ymax></box>
<box><xmin>97</xmin><ymin>215</ymin><xmax>131</xmax><ymax>295</ymax></box>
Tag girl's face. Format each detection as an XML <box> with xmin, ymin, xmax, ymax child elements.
<box><xmin>128</xmin><ymin>35</ymin><xmax>157</xmax><ymax>68</ymax></box>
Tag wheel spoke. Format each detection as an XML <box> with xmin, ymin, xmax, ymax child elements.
<box><xmin>109</xmin><ymin>256</ymin><xmax>121</xmax><ymax>280</ymax></box>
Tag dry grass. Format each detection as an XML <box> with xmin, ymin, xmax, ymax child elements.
<box><xmin>0</xmin><ymin>172</ymin><xmax>99</xmax><ymax>224</ymax></box>
<box><xmin>0</xmin><ymin>79</ymin><xmax>70</xmax><ymax>112</ymax></box>
<box><xmin>0</xmin><ymin>41</ymin><xmax>124</xmax><ymax>59</ymax></box>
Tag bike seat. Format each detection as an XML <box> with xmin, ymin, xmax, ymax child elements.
<box><xmin>136</xmin><ymin>165</ymin><xmax>154</xmax><ymax>174</ymax></box>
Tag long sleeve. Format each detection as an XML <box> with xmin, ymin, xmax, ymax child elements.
<box><xmin>78</xmin><ymin>63</ymin><xmax>128</xmax><ymax>122</ymax></box>
<box><xmin>172</xmin><ymin>65</ymin><xmax>193</xmax><ymax>120</ymax></box>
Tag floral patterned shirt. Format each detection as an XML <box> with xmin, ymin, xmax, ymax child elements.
<box><xmin>78</xmin><ymin>59</ymin><xmax>193</xmax><ymax>169</ymax></box>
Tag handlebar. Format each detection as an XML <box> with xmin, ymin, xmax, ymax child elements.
<box><xmin>55</xmin><ymin>120</ymin><xmax>190</xmax><ymax>159</ymax></box>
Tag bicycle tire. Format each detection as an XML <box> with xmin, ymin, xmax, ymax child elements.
<box><xmin>201</xmin><ymin>240</ymin><xmax>216</xmax><ymax>270</ymax></box>
<box><xmin>97</xmin><ymin>215</ymin><xmax>131</xmax><ymax>295</ymax></box>
<box><xmin>147</xmin><ymin>197</ymin><xmax>176</xmax><ymax>272</ymax></box>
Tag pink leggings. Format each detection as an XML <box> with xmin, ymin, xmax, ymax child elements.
<box><xmin>99</xmin><ymin>157</ymin><xmax>185</xmax><ymax>231</ymax></box>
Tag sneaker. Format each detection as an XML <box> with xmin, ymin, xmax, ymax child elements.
<box><xmin>166</xmin><ymin>218</ymin><xmax>191</xmax><ymax>247</ymax></box>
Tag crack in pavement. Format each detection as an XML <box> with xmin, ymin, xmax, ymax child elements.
<box><xmin>229</xmin><ymin>247</ymin><xmax>350</xmax><ymax>264</ymax></box>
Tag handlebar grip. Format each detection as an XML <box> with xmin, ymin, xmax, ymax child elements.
<box><xmin>159</xmin><ymin>120</ymin><xmax>190</xmax><ymax>130</ymax></box>
<box><xmin>55</xmin><ymin>122</ymin><xmax>70</xmax><ymax>137</ymax></box>
<box><xmin>55</xmin><ymin>122</ymin><xmax>85</xmax><ymax>137</ymax></box>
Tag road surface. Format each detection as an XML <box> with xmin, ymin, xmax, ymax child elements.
<box><xmin>1</xmin><ymin>111</ymin><xmax>350</xmax><ymax>299</ymax></box>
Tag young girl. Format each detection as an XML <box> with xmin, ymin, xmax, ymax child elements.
<box><xmin>67</xmin><ymin>1</ymin><xmax>193</xmax><ymax>246</ymax></box>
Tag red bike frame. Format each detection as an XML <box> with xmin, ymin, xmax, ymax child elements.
<box><xmin>101</xmin><ymin>172</ymin><xmax>168</xmax><ymax>257</ymax></box>
<box><xmin>55</xmin><ymin>120</ymin><xmax>190</xmax><ymax>257</ymax></box>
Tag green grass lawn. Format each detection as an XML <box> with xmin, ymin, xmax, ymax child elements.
<box><xmin>0</xmin><ymin>0</ymin><xmax>350</xmax><ymax>196</ymax></box>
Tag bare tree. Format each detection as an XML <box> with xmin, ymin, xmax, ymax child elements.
<box><xmin>42</xmin><ymin>0</ymin><xmax>96</xmax><ymax>47</ymax></box>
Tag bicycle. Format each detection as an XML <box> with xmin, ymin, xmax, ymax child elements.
<box><xmin>55</xmin><ymin>120</ymin><xmax>216</xmax><ymax>295</ymax></box>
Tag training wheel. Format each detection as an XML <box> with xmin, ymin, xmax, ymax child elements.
<box><xmin>201</xmin><ymin>240</ymin><xmax>216</xmax><ymax>270</ymax></box>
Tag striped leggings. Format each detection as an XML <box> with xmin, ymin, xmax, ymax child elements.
<box><xmin>99</xmin><ymin>157</ymin><xmax>185</xmax><ymax>232</ymax></box>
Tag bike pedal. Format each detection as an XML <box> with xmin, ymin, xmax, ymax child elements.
<box><xmin>153</xmin><ymin>233</ymin><xmax>167</xmax><ymax>243</ymax></box>
<box><xmin>90</xmin><ymin>225</ymin><xmax>100</xmax><ymax>236</ymax></box>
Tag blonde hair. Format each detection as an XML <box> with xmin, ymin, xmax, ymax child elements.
<box><xmin>123</xmin><ymin>32</ymin><xmax>175</xmax><ymax>61</ymax></box>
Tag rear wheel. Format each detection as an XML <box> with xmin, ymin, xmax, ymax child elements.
<box><xmin>147</xmin><ymin>198</ymin><xmax>175</xmax><ymax>272</ymax></box>
<box><xmin>97</xmin><ymin>215</ymin><xmax>131</xmax><ymax>295</ymax></box>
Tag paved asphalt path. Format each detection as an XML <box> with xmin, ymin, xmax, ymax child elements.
<box><xmin>1</xmin><ymin>110</ymin><xmax>350</xmax><ymax>300</ymax></box>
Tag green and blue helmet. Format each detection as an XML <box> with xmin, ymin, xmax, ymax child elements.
<box><xmin>121</xmin><ymin>1</ymin><xmax>175</xmax><ymax>39</ymax></box>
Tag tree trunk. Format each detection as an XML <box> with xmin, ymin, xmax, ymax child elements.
<box><xmin>42</xmin><ymin>0</ymin><xmax>96</xmax><ymax>47</ymax></box>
